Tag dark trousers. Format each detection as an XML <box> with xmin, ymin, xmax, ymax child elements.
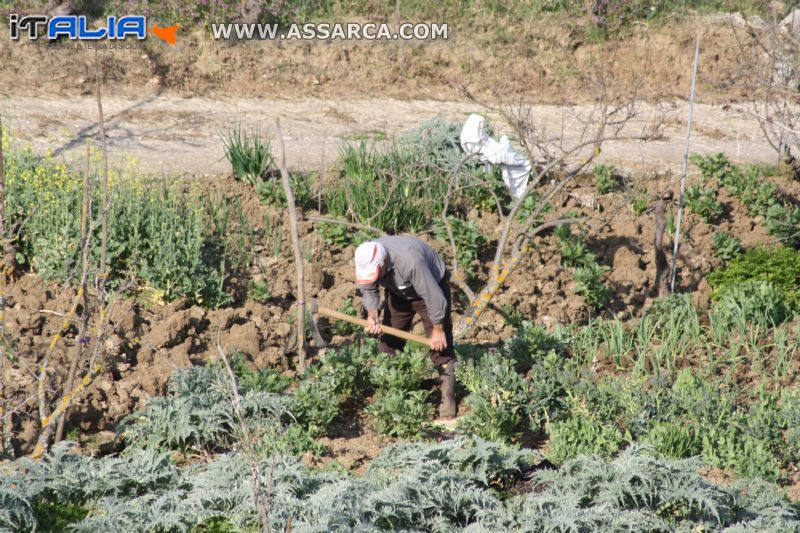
<box><xmin>379</xmin><ymin>271</ymin><xmax>455</xmax><ymax>366</ymax></box>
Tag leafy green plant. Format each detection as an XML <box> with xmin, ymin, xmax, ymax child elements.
<box><xmin>765</xmin><ymin>203</ymin><xmax>800</xmax><ymax>244</ymax></box>
<box><xmin>291</xmin><ymin>377</ymin><xmax>340</xmax><ymax>438</ymax></box>
<box><xmin>254</xmin><ymin>173</ymin><xmax>314</xmax><ymax>209</ymax></box>
<box><xmin>708</xmin><ymin>246</ymin><xmax>800</xmax><ymax>313</ymax></box>
<box><xmin>221</xmin><ymin>124</ymin><xmax>272</xmax><ymax>185</ymax></box>
<box><xmin>593</xmin><ymin>164</ymin><xmax>617</xmax><ymax>194</ymax></box>
<box><xmin>692</xmin><ymin>153</ymin><xmax>799</xmax><ymax>244</ymax></box>
<box><xmin>573</xmin><ymin>263</ymin><xmax>611</xmax><ymax>309</ymax></box>
<box><xmin>645</xmin><ymin>422</ymin><xmax>700</xmax><ymax>459</ymax></box>
<box><xmin>367</xmin><ymin>389</ymin><xmax>433</xmax><ymax>439</ymax></box>
<box><xmin>369</xmin><ymin>345</ymin><xmax>433</xmax><ymax>392</ymax></box>
<box><xmin>499</xmin><ymin>303</ymin><xmax>525</xmax><ymax>329</ymax></box>
<box><xmin>316</xmin><ymin>222</ymin><xmax>372</xmax><ymax>248</ymax></box>
<box><xmin>554</xmin><ymin>224</ymin><xmax>595</xmax><ymax>268</ymax></box>
<box><xmin>690</xmin><ymin>152</ymin><xmax>738</xmax><ymax>185</ymax></box>
<box><xmin>311</xmin><ymin>341</ymin><xmax>373</xmax><ymax>398</ymax></box>
<box><xmin>457</xmin><ymin>351</ymin><xmax>532</xmax><ymax>442</ymax></box>
<box><xmin>711</xmin><ymin>232</ymin><xmax>743</xmax><ymax>262</ymax></box>
<box><xmin>32</xmin><ymin>500</ymin><xmax>88</xmax><ymax>532</ymax></box>
<box><xmin>701</xmin><ymin>427</ymin><xmax>781</xmax><ymax>482</ymax></box>
<box><xmin>630</xmin><ymin>190</ymin><xmax>649</xmax><ymax>216</ymax></box>
<box><xmin>229</xmin><ymin>354</ymin><xmax>291</xmax><ymax>394</ymax></box>
<box><xmin>247</xmin><ymin>279</ymin><xmax>271</xmax><ymax>303</ymax></box>
<box><xmin>464</xmin><ymin>170</ymin><xmax>509</xmax><ymax>213</ymax></box>
<box><xmin>684</xmin><ymin>184</ymin><xmax>724</xmax><ymax>222</ymax></box>
<box><xmin>546</xmin><ymin>414</ymin><xmax>624</xmax><ymax>464</ymax></box>
<box><xmin>712</xmin><ymin>280</ymin><xmax>790</xmax><ymax>330</ymax></box>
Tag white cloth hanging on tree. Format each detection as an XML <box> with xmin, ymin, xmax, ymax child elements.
<box><xmin>459</xmin><ymin>113</ymin><xmax>531</xmax><ymax>199</ymax></box>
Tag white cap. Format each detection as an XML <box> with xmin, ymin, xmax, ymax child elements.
<box><xmin>354</xmin><ymin>241</ymin><xmax>386</xmax><ymax>284</ymax></box>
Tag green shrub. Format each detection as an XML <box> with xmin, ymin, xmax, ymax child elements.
<box><xmin>254</xmin><ymin>173</ymin><xmax>314</xmax><ymax>209</ymax></box>
<box><xmin>5</xmin><ymin>144</ymin><xmax>251</xmax><ymax>307</ymax></box>
<box><xmin>712</xmin><ymin>280</ymin><xmax>790</xmax><ymax>329</ymax></box>
<box><xmin>593</xmin><ymin>164</ymin><xmax>617</xmax><ymax>194</ymax></box>
<box><xmin>711</xmin><ymin>232</ymin><xmax>743</xmax><ymax>262</ymax></box>
<box><xmin>701</xmin><ymin>427</ymin><xmax>781</xmax><ymax>482</ymax></box>
<box><xmin>311</xmin><ymin>341</ymin><xmax>373</xmax><ymax>398</ymax></box>
<box><xmin>291</xmin><ymin>377</ymin><xmax>340</xmax><ymax>438</ymax></box>
<box><xmin>546</xmin><ymin>414</ymin><xmax>623</xmax><ymax>464</ymax></box>
<box><xmin>645</xmin><ymin>422</ymin><xmax>700</xmax><ymax>459</ymax></box>
<box><xmin>573</xmin><ymin>263</ymin><xmax>611</xmax><ymax>309</ymax></box>
<box><xmin>684</xmin><ymin>184</ymin><xmax>724</xmax><ymax>222</ymax></box>
<box><xmin>457</xmin><ymin>351</ymin><xmax>532</xmax><ymax>442</ymax></box>
<box><xmin>367</xmin><ymin>390</ymin><xmax>433</xmax><ymax>439</ymax></box>
<box><xmin>707</xmin><ymin>246</ymin><xmax>800</xmax><ymax>313</ymax></box>
<box><xmin>369</xmin><ymin>345</ymin><xmax>432</xmax><ymax>392</ymax></box>
<box><xmin>247</xmin><ymin>279</ymin><xmax>271</xmax><ymax>303</ymax></box>
<box><xmin>221</xmin><ymin>124</ymin><xmax>272</xmax><ymax>185</ymax></box>
<box><xmin>325</xmin><ymin>119</ymin><xmax>483</xmax><ymax>233</ymax></box>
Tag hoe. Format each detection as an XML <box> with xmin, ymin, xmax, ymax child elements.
<box><xmin>307</xmin><ymin>298</ymin><xmax>430</xmax><ymax>348</ymax></box>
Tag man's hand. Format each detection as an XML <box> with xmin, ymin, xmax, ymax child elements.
<box><xmin>429</xmin><ymin>324</ymin><xmax>447</xmax><ymax>352</ymax></box>
<box><xmin>365</xmin><ymin>309</ymin><xmax>382</xmax><ymax>335</ymax></box>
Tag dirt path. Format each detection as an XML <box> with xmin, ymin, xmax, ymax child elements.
<box><xmin>0</xmin><ymin>95</ymin><xmax>780</xmax><ymax>176</ymax></box>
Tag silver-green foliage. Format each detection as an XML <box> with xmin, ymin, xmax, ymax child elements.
<box><xmin>2</xmin><ymin>440</ymin><xmax>798</xmax><ymax>531</ymax></box>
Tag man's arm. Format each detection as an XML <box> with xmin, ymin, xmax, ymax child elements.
<box><xmin>359</xmin><ymin>284</ymin><xmax>382</xmax><ymax>335</ymax></box>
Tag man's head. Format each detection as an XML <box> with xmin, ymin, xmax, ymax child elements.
<box><xmin>354</xmin><ymin>241</ymin><xmax>387</xmax><ymax>285</ymax></box>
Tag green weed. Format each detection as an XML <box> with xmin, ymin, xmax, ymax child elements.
<box><xmin>221</xmin><ymin>124</ymin><xmax>272</xmax><ymax>185</ymax></box>
<box><xmin>711</xmin><ymin>232</ymin><xmax>743</xmax><ymax>262</ymax></box>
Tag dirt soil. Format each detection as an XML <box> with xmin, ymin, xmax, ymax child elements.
<box><xmin>0</xmin><ymin>96</ymin><xmax>781</xmax><ymax>179</ymax></box>
<box><xmin>0</xmin><ymin>14</ymin><xmax>767</xmax><ymax>103</ymax></box>
<box><xmin>3</xmin><ymin>166</ymin><xmax>797</xmax><ymax>458</ymax></box>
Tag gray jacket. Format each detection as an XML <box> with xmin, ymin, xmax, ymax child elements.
<box><xmin>359</xmin><ymin>236</ymin><xmax>448</xmax><ymax>324</ymax></box>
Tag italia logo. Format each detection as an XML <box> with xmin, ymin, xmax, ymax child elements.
<box><xmin>9</xmin><ymin>15</ymin><xmax>178</xmax><ymax>45</ymax></box>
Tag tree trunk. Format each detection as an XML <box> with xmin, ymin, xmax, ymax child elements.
<box><xmin>56</xmin><ymin>145</ymin><xmax>92</xmax><ymax>443</ymax></box>
<box><xmin>654</xmin><ymin>190</ymin><xmax>674</xmax><ymax>298</ymax></box>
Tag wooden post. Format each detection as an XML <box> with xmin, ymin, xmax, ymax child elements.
<box><xmin>275</xmin><ymin>119</ymin><xmax>306</xmax><ymax>371</ymax></box>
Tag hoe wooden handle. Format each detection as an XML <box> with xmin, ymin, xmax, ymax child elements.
<box><xmin>317</xmin><ymin>306</ymin><xmax>431</xmax><ymax>346</ymax></box>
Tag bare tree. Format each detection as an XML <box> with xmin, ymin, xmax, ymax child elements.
<box><xmin>215</xmin><ymin>329</ymin><xmax>273</xmax><ymax>533</ymax></box>
<box><xmin>0</xmin><ymin>115</ymin><xmax>11</xmax><ymax>458</ymax></box>
<box><xmin>733</xmin><ymin>11</ymin><xmax>800</xmax><ymax>178</ymax></box>
<box><xmin>55</xmin><ymin>144</ymin><xmax>93</xmax><ymax>443</ymax></box>
<box><xmin>449</xmin><ymin>84</ymin><xmax>664</xmax><ymax>337</ymax></box>
<box><xmin>95</xmin><ymin>49</ymin><xmax>110</xmax><ymax>280</ymax></box>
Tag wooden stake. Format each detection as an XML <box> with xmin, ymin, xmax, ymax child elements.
<box><xmin>670</xmin><ymin>37</ymin><xmax>701</xmax><ymax>293</ymax></box>
<box><xmin>275</xmin><ymin>119</ymin><xmax>306</xmax><ymax>371</ymax></box>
